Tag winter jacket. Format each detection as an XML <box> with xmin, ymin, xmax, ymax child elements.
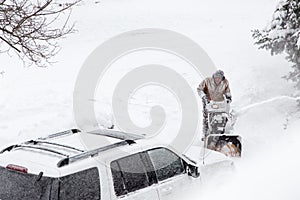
<box><xmin>197</xmin><ymin>77</ymin><xmax>231</xmax><ymax>101</ymax></box>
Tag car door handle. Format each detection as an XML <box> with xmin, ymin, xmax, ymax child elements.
<box><xmin>162</xmin><ymin>186</ymin><xmax>173</xmax><ymax>194</ymax></box>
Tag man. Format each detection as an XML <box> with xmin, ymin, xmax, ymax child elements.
<box><xmin>197</xmin><ymin>70</ymin><xmax>232</xmax><ymax>137</ymax></box>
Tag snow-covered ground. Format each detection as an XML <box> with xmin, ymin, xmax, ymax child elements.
<box><xmin>0</xmin><ymin>0</ymin><xmax>300</xmax><ymax>199</ymax></box>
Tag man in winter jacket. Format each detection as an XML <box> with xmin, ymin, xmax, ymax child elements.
<box><xmin>197</xmin><ymin>70</ymin><xmax>232</xmax><ymax>137</ymax></box>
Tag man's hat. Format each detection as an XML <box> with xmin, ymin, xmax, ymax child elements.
<box><xmin>213</xmin><ymin>70</ymin><xmax>225</xmax><ymax>79</ymax></box>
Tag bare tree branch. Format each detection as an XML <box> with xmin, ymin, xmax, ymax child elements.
<box><xmin>0</xmin><ymin>35</ymin><xmax>20</xmax><ymax>52</ymax></box>
<box><xmin>0</xmin><ymin>0</ymin><xmax>82</xmax><ymax>67</ymax></box>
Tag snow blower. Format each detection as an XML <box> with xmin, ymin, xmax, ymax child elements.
<box><xmin>204</xmin><ymin>98</ymin><xmax>242</xmax><ymax>157</ymax></box>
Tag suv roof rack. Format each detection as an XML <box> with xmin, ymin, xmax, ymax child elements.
<box><xmin>57</xmin><ymin>140</ymin><xmax>135</xmax><ymax>168</ymax></box>
<box><xmin>38</xmin><ymin>129</ymin><xmax>81</xmax><ymax>140</ymax></box>
<box><xmin>1</xmin><ymin>144</ymin><xmax>70</xmax><ymax>157</ymax></box>
<box><xmin>0</xmin><ymin>129</ymin><xmax>83</xmax><ymax>154</ymax></box>
<box><xmin>0</xmin><ymin>128</ymin><xmax>140</xmax><ymax>168</ymax></box>
<box><xmin>25</xmin><ymin>140</ymin><xmax>85</xmax><ymax>152</ymax></box>
<box><xmin>87</xmin><ymin>129</ymin><xmax>145</xmax><ymax>140</ymax></box>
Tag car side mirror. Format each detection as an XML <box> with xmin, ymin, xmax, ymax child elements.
<box><xmin>187</xmin><ymin>164</ymin><xmax>200</xmax><ymax>178</ymax></box>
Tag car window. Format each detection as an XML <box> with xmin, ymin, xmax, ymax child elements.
<box><xmin>111</xmin><ymin>153</ymin><xmax>151</xmax><ymax>197</ymax></box>
<box><xmin>0</xmin><ymin>166</ymin><xmax>54</xmax><ymax>200</ymax></box>
<box><xmin>147</xmin><ymin>148</ymin><xmax>186</xmax><ymax>182</ymax></box>
<box><xmin>111</xmin><ymin>161</ymin><xmax>126</xmax><ymax>197</ymax></box>
<box><xmin>59</xmin><ymin>167</ymin><xmax>100</xmax><ymax>200</ymax></box>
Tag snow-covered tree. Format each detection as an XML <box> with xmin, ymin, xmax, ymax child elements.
<box><xmin>252</xmin><ymin>0</ymin><xmax>300</xmax><ymax>89</ymax></box>
<box><xmin>0</xmin><ymin>0</ymin><xmax>81</xmax><ymax>67</ymax></box>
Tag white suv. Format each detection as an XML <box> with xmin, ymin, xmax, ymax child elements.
<box><xmin>0</xmin><ymin>129</ymin><xmax>232</xmax><ymax>200</ymax></box>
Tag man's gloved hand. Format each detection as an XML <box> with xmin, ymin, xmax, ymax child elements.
<box><xmin>197</xmin><ymin>90</ymin><xmax>205</xmax><ymax>98</ymax></box>
<box><xmin>225</xmin><ymin>94</ymin><xmax>232</xmax><ymax>104</ymax></box>
<box><xmin>198</xmin><ymin>90</ymin><xmax>208</xmax><ymax>101</ymax></box>
<box><xmin>226</xmin><ymin>98</ymin><xmax>231</xmax><ymax>104</ymax></box>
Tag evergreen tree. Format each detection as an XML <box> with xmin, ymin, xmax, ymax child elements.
<box><xmin>253</xmin><ymin>0</ymin><xmax>300</xmax><ymax>89</ymax></box>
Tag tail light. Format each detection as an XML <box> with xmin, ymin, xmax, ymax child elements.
<box><xmin>6</xmin><ymin>164</ymin><xmax>28</xmax><ymax>173</ymax></box>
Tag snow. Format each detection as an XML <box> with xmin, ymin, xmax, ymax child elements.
<box><xmin>1</xmin><ymin>0</ymin><xmax>300</xmax><ymax>199</ymax></box>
